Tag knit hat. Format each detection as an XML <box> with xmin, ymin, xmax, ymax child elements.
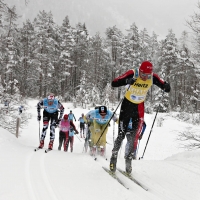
<box><xmin>47</xmin><ymin>93</ymin><xmax>55</xmax><ymax>101</ymax></box>
<box><xmin>64</xmin><ymin>114</ymin><xmax>68</xmax><ymax>119</ymax></box>
<box><xmin>99</xmin><ymin>106</ymin><xmax>107</xmax><ymax>114</ymax></box>
<box><xmin>139</xmin><ymin>61</ymin><xmax>153</xmax><ymax>74</ymax></box>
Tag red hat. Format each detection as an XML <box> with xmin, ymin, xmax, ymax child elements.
<box><xmin>64</xmin><ymin>114</ymin><xmax>68</xmax><ymax>119</ymax></box>
<box><xmin>139</xmin><ymin>61</ymin><xmax>153</xmax><ymax>74</ymax></box>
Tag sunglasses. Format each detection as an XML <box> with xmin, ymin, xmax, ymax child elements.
<box><xmin>140</xmin><ymin>72</ymin><xmax>152</xmax><ymax>79</ymax></box>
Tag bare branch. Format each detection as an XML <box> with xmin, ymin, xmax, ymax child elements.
<box><xmin>177</xmin><ymin>129</ymin><xmax>200</xmax><ymax>150</ymax></box>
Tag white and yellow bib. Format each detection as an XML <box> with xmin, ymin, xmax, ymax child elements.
<box><xmin>125</xmin><ymin>69</ymin><xmax>152</xmax><ymax>104</ymax></box>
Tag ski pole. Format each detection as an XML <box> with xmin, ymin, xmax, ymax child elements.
<box><xmin>139</xmin><ymin>91</ymin><xmax>165</xmax><ymax>159</ymax></box>
<box><xmin>135</xmin><ymin>140</ymin><xmax>140</xmax><ymax>158</ymax></box>
<box><xmin>75</xmin><ymin>134</ymin><xmax>82</xmax><ymax>142</ymax></box>
<box><xmin>119</xmin><ymin>141</ymin><xmax>123</xmax><ymax>158</ymax></box>
<box><xmin>113</xmin><ymin>120</ymin><xmax>115</xmax><ymax>145</ymax></box>
<box><xmin>95</xmin><ymin>84</ymin><xmax>132</xmax><ymax>146</ymax></box>
<box><xmin>39</xmin><ymin>121</ymin><xmax>40</xmax><ymax>142</ymax></box>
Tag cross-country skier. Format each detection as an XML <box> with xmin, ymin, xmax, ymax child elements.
<box><xmin>83</xmin><ymin>115</ymin><xmax>92</xmax><ymax>152</ymax></box>
<box><xmin>58</xmin><ymin>114</ymin><xmax>78</xmax><ymax>151</ymax></box>
<box><xmin>65</xmin><ymin>125</ymin><xmax>77</xmax><ymax>152</ymax></box>
<box><xmin>78</xmin><ymin>113</ymin><xmax>85</xmax><ymax>138</ymax></box>
<box><xmin>85</xmin><ymin>106</ymin><xmax>118</xmax><ymax>156</ymax></box>
<box><xmin>68</xmin><ymin>110</ymin><xmax>76</xmax><ymax>122</ymax></box>
<box><xmin>110</xmin><ymin>61</ymin><xmax>170</xmax><ymax>174</ymax></box>
<box><xmin>37</xmin><ymin>93</ymin><xmax>65</xmax><ymax>150</ymax></box>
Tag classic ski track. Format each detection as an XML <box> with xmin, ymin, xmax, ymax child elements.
<box><xmin>25</xmin><ymin>151</ymin><xmax>38</xmax><ymax>200</ymax></box>
<box><xmin>167</xmin><ymin>160</ymin><xmax>200</xmax><ymax>176</ymax></box>
<box><xmin>25</xmin><ymin>150</ymin><xmax>59</xmax><ymax>200</ymax></box>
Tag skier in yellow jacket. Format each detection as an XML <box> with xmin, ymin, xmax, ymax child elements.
<box><xmin>85</xmin><ymin>106</ymin><xmax>118</xmax><ymax>157</ymax></box>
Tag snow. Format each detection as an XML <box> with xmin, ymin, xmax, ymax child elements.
<box><xmin>0</xmin><ymin>99</ymin><xmax>200</xmax><ymax>200</ymax></box>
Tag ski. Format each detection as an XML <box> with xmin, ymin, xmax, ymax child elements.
<box><xmin>34</xmin><ymin>147</ymin><xmax>41</xmax><ymax>151</ymax></box>
<box><xmin>102</xmin><ymin>167</ymin><xmax>129</xmax><ymax>190</ymax></box>
<box><xmin>45</xmin><ymin>149</ymin><xmax>52</xmax><ymax>153</ymax></box>
<box><xmin>117</xmin><ymin>168</ymin><xmax>148</xmax><ymax>191</ymax></box>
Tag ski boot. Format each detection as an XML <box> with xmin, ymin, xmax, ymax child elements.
<box><xmin>48</xmin><ymin>140</ymin><xmax>54</xmax><ymax>150</ymax></box>
<box><xmin>125</xmin><ymin>158</ymin><xmax>132</xmax><ymax>174</ymax></box>
<box><xmin>58</xmin><ymin>143</ymin><xmax>61</xmax><ymax>150</ymax></box>
<box><xmin>90</xmin><ymin>146</ymin><xmax>96</xmax><ymax>156</ymax></box>
<box><xmin>38</xmin><ymin>140</ymin><xmax>44</xmax><ymax>149</ymax></box>
<box><xmin>110</xmin><ymin>154</ymin><xmax>117</xmax><ymax>173</ymax></box>
<box><xmin>100</xmin><ymin>146</ymin><xmax>105</xmax><ymax>156</ymax></box>
<box><xmin>89</xmin><ymin>147</ymin><xmax>93</xmax><ymax>156</ymax></box>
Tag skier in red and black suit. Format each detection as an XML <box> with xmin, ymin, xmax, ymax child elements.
<box><xmin>110</xmin><ymin>61</ymin><xmax>170</xmax><ymax>174</ymax></box>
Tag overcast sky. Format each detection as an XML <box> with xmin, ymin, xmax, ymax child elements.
<box><xmin>7</xmin><ymin>0</ymin><xmax>200</xmax><ymax>39</ymax></box>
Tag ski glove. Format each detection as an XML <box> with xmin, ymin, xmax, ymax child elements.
<box><xmin>56</xmin><ymin>119</ymin><xmax>61</xmax><ymax>125</ymax></box>
<box><xmin>139</xmin><ymin>133</ymin><xmax>143</xmax><ymax>140</ymax></box>
<box><xmin>163</xmin><ymin>82</ymin><xmax>171</xmax><ymax>93</ymax></box>
<box><xmin>37</xmin><ymin>116</ymin><xmax>41</xmax><ymax>121</ymax></box>
<box><xmin>126</xmin><ymin>78</ymin><xmax>136</xmax><ymax>85</ymax></box>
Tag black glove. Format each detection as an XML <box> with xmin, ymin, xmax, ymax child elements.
<box><xmin>139</xmin><ymin>134</ymin><xmax>143</xmax><ymax>140</ymax></box>
<box><xmin>163</xmin><ymin>82</ymin><xmax>170</xmax><ymax>92</ymax></box>
<box><xmin>126</xmin><ymin>78</ymin><xmax>136</xmax><ymax>85</ymax></box>
<box><xmin>37</xmin><ymin>116</ymin><xmax>41</xmax><ymax>121</ymax></box>
<box><xmin>55</xmin><ymin>119</ymin><xmax>61</xmax><ymax>127</ymax></box>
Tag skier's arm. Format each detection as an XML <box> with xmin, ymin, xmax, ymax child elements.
<box><xmin>73</xmin><ymin>114</ymin><xmax>76</xmax><ymax>121</ymax></box>
<box><xmin>112</xmin><ymin>70</ymin><xmax>135</xmax><ymax>87</ymax></box>
<box><xmin>153</xmin><ymin>73</ymin><xmax>171</xmax><ymax>92</ymax></box>
<box><xmin>70</xmin><ymin>121</ymin><xmax>78</xmax><ymax>133</ymax></box>
<box><xmin>109</xmin><ymin>111</ymin><xmax>119</xmax><ymax>124</ymax></box>
<box><xmin>58</xmin><ymin>101</ymin><xmax>65</xmax><ymax>120</ymax></box>
<box><xmin>37</xmin><ymin>100</ymin><xmax>43</xmax><ymax>116</ymax></box>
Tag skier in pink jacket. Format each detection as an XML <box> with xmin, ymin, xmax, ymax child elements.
<box><xmin>58</xmin><ymin>114</ymin><xmax>78</xmax><ymax>151</ymax></box>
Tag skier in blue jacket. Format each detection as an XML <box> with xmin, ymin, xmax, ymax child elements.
<box><xmin>78</xmin><ymin>113</ymin><xmax>85</xmax><ymax>138</ymax></box>
<box><xmin>68</xmin><ymin>110</ymin><xmax>76</xmax><ymax>122</ymax></box>
<box><xmin>37</xmin><ymin>93</ymin><xmax>65</xmax><ymax>150</ymax></box>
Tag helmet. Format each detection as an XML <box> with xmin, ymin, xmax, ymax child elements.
<box><xmin>64</xmin><ymin>114</ymin><xmax>68</xmax><ymax>119</ymax></box>
<box><xmin>139</xmin><ymin>61</ymin><xmax>153</xmax><ymax>74</ymax></box>
<box><xmin>47</xmin><ymin>93</ymin><xmax>55</xmax><ymax>101</ymax></box>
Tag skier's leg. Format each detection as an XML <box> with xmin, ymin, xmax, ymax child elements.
<box><xmin>64</xmin><ymin>131</ymin><xmax>69</xmax><ymax>151</ymax></box>
<box><xmin>82</xmin><ymin>124</ymin><xmax>85</xmax><ymax>138</ymax></box>
<box><xmin>125</xmin><ymin>103</ymin><xmax>144</xmax><ymax>174</ymax></box>
<box><xmin>110</xmin><ymin>99</ymin><xmax>134</xmax><ymax>172</ymax></box>
<box><xmin>70</xmin><ymin>136</ymin><xmax>74</xmax><ymax>152</ymax></box>
<box><xmin>58</xmin><ymin>131</ymin><xmax>62</xmax><ymax>150</ymax></box>
<box><xmin>48</xmin><ymin>112</ymin><xmax>58</xmax><ymax>150</ymax></box>
<box><xmin>99</xmin><ymin>125</ymin><xmax>108</xmax><ymax>156</ymax></box>
<box><xmin>39</xmin><ymin>112</ymin><xmax>50</xmax><ymax>148</ymax></box>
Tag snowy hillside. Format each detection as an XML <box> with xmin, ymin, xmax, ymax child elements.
<box><xmin>0</xmin><ymin>99</ymin><xmax>200</xmax><ymax>200</ymax></box>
